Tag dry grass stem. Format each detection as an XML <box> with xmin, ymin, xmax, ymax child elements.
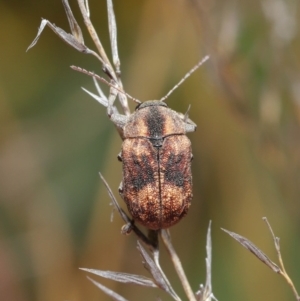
<box><xmin>196</xmin><ymin>221</ymin><xmax>218</xmax><ymax>301</ymax></box>
<box><xmin>27</xmin><ymin>0</ymin><xmax>215</xmax><ymax>300</ymax></box>
<box><xmin>263</xmin><ymin>217</ymin><xmax>300</xmax><ymax>301</ymax></box>
<box><xmin>221</xmin><ymin>228</ymin><xmax>280</xmax><ymax>273</ymax></box>
<box><xmin>137</xmin><ymin>241</ymin><xmax>181</xmax><ymax>301</ymax></box>
<box><xmin>99</xmin><ymin>172</ymin><xmax>157</xmax><ymax>249</ymax></box>
<box><xmin>161</xmin><ymin>229</ymin><xmax>197</xmax><ymax>301</ymax></box>
<box><xmin>79</xmin><ymin>268</ymin><xmax>157</xmax><ymax>288</ymax></box>
<box><xmin>86</xmin><ymin>276</ymin><xmax>129</xmax><ymax>301</ymax></box>
<box><xmin>223</xmin><ymin>218</ymin><xmax>300</xmax><ymax>301</ymax></box>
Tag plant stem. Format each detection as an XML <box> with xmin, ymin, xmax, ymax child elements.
<box><xmin>161</xmin><ymin>230</ymin><xmax>197</xmax><ymax>301</ymax></box>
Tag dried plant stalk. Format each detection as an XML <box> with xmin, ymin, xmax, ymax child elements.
<box><xmin>161</xmin><ymin>229</ymin><xmax>197</xmax><ymax>301</ymax></box>
<box><xmin>27</xmin><ymin>1</ymin><xmax>215</xmax><ymax>300</ymax></box>
<box><xmin>223</xmin><ymin>218</ymin><xmax>300</xmax><ymax>301</ymax></box>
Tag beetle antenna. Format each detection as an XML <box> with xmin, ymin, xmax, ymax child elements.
<box><xmin>71</xmin><ymin>65</ymin><xmax>141</xmax><ymax>104</ymax></box>
<box><xmin>159</xmin><ymin>55</ymin><xmax>209</xmax><ymax>103</ymax></box>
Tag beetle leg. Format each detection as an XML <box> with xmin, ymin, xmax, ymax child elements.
<box><xmin>184</xmin><ymin>122</ymin><xmax>197</xmax><ymax>133</ymax></box>
<box><xmin>121</xmin><ymin>222</ymin><xmax>133</xmax><ymax>235</ymax></box>
<box><xmin>178</xmin><ymin>110</ymin><xmax>197</xmax><ymax>133</ymax></box>
<box><xmin>117</xmin><ymin>152</ymin><xmax>122</xmax><ymax>162</ymax></box>
<box><xmin>110</xmin><ymin>112</ymin><xmax>129</xmax><ymax>131</ymax></box>
<box><xmin>118</xmin><ymin>181</ymin><xmax>124</xmax><ymax>198</ymax></box>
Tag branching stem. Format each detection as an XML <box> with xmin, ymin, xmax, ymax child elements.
<box><xmin>161</xmin><ymin>230</ymin><xmax>197</xmax><ymax>301</ymax></box>
<box><xmin>263</xmin><ymin>217</ymin><xmax>300</xmax><ymax>301</ymax></box>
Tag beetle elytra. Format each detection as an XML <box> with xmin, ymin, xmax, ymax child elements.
<box><xmin>115</xmin><ymin>100</ymin><xmax>196</xmax><ymax>230</ymax></box>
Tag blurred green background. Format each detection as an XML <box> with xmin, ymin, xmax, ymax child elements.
<box><xmin>0</xmin><ymin>0</ymin><xmax>300</xmax><ymax>300</ymax></box>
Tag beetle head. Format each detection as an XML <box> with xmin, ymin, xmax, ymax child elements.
<box><xmin>135</xmin><ymin>100</ymin><xmax>168</xmax><ymax>111</ymax></box>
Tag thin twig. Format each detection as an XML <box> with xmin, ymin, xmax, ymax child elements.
<box><xmin>77</xmin><ymin>0</ymin><xmax>115</xmax><ymax>80</ymax></box>
<box><xmin>161</xmin><ymin>230</ymin><xmax>197</xmax><ymax>301</ymax></box>
<box><xmin>105</xmin><ymin>0</ymin><xmax>129</xmax><ymax>114</ymax></box>
<box><xmin>107</xmin><ymin>0</ymin><xmax>120</xmax><ymax>75</ymax></box>
<box><xmin>152</xmin><ymin>244</ymin><xmax>182</xmax><ymax>301</ymax></box>
<box><xmin>62</xmin><ymin>0</ymin><xmax>84</xmax><ymax>44</ymax></box>
<box><xmin>77</xmin><ymin>0</ymin><xmax>130</xmax><ymax>115</ymax></box>
<box><xmin>196</xmin><ymin>221</ymin><xmax>218</xmax><ymax>301</ymax></box>
<box><xmin>137</xmin><ymin>241</ymin><xmax>181</xmax><ymax>301</ymax></box>
<box><xmin>99</xmin><ymin>173</ymin><xmax>157</xmax><ymax>248</ymax></box>
<box><xmin>71</xmin><ymin>66</ymin><xmax>141</xmax><ymax>104</ymax></box>
<box><xmin>87</xmin><ymin>276</ymin><xmax>129</xmax><ymax>301</ymax></box>
<box><xmin>263</xmin><ymin>217</ymin><xmax>300</xmax><ymax>301</ymax></box>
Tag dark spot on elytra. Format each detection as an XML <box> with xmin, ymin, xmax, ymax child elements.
<box><xmin>164</xmin><ymin>153</ymin><xmax>185</xmax><ymax>187</ymax></box>
<box><xmin>130</xmin><ymin>153</ymin><xmax>156</xmax><ymax>191</ymax></box>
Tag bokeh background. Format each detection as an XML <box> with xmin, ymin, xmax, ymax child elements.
<box><xmin>1</xmin><ymin>0</ymin><xmax>300</xmax><ymax>300</ymax></box>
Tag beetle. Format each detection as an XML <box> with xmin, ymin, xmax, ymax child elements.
<box><xmin>109</xmin><ymin>99</ymin><xmax>196</xmax><ymax>230</ymax></box>
<box><xmin>71</xmin><ymin>56</ymin><xmax>209</xmax><ymax>230</ymax></box>
<box><xmin>26</xmin><ymin>1</ymin><xmax>209</xmax><ymax>231</ymax></box>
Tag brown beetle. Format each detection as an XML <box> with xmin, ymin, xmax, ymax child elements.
<box><xmin>71</xmin><ymin>57</ymin><xmax>208</xmax><ymax>230</ymax></box>
<box><xmin>26</xmin><ymin>7</ymin><xmax>208</xmax><ymax>231</ymax></box>
<box><xmin>111</xmin><ymin>100</ymin><xmax>196</xmax><ymax>230</ymax></box>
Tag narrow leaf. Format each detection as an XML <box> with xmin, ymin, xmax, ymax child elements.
<box><xmin>49</xmin><ymin>24</ymin><xmax>87</xmax><ymax>52</ymax></box>
<box><xmin>98</xmin><ymin>173</ymin><xmax>158</xmax><ymax>247</ymax></box>
<box><xmin>222</xmin><ymin>228</ymin><xmax>281</xmax><ymax>273</ymax></box>
<box><xmin>81</xmin><ymin>87</ymin><xmax>108</xmax><ymax>107</ymax></box>
<box><xmin>137</xmin><ymin>241</ymin><xmax>179</xmax><ymax>300</ymax></box>
<box><xmin>27</xmin><ymin>19</ymin><xmax>89</xmax><ymax>53</ymax></box>
<box><xmin>98</xmin><ymin>172</ymin><xmax>130</xmax><ymax>225</ymax></box>
<box><xmin>137</xmin><ymin>241</ymin><xmax>161</xmax><ymax>280</ymax></box>
<box><xmin>27</xmin><ymin>19</ymin><xmax>48</xmax><ymax>51</ymax></box>
<box><xmin>80</xmin><ymin>268</ymin><xmax>157</xmax><ymax>288</ymax></box>
<box><xmin>196</xmin><ymin>221</ymin><xmax>218</xmax><ymax>301</ymax></box>
<box><xmin>92</xmin><ymin>76</ymin><xmax>108</xmax><ymax>102</ymax></box>
<box><xmin>87</xmin><ymin>276</ymin><xmax>129</xmax><ymax>301</ymax></box>
<box><xmin>62</xmin><ymin>0</ymin><xmax>84</xmax><ymax>44</ymax></box>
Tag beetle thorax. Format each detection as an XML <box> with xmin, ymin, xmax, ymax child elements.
<box><xmin>123</xmin><ymin>101</ymin><xmax>185</xmax><ymax>145</ymax></box>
